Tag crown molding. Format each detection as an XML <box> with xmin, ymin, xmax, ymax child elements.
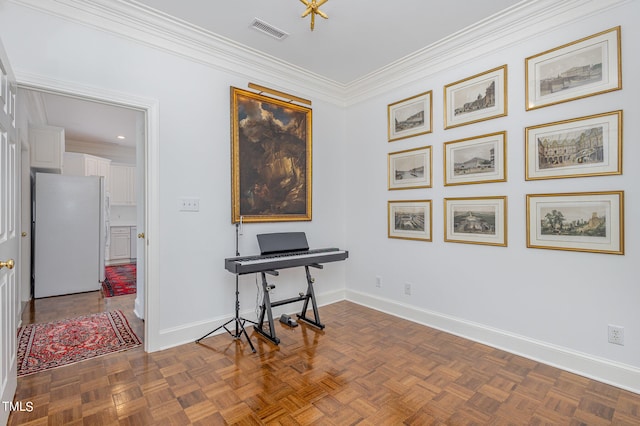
<box><xmin>11</xmin><ymin>0</ymin><xmax>348</xmax><ymax>106</ymax></box>
<box><xmin>11</xmin><ymin>0</ymin><xmax>630</xmax><ymax>107</ymax></box>
<box><xmin>344</xmin><ymin>0</ymin><xmax>630</xmax><ymax>105</ymax></box>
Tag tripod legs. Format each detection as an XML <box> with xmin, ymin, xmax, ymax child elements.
<box><xmin>195</xmin><ymin>276</ymin><xmax>256</xmax><ymax>353</ymax></box>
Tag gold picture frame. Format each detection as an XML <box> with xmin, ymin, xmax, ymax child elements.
<box><xmin>525</xmin><ymin>26</ymin><xmax>622</xmax><ymax>111</ymax></box>
<box><xmin>526</xmin><ymin>191</ymin><xmax>624</xmax><ymax>255</ymax></box>
<box><xmin>388</xmin><ymin>145</ymin><xmax>432</xmax><ymax>190</ymax></box>
<box><xmin>444</xmin><ymin>65</ymin><xmax>508</xmax><ymax>129</ymax></box>
<box><xmin>388</xmin><ymin>200</ymin><xmax>432</xmax><ymax>242</ymax></box>
<box><xmin>387</xmin><ymin>91</ymin><xmax>433</xmax><ymax>142</ymax></box>
<box><xmin>444</xmin><ymin>196</ymin><xmax>507</xmax><ymax>247</ymax></box>
<box><xmin>230</xmin><ymin>87</ymin><xmax>312</xmax><ymax>223</ymax></box>
<box><xmin>443</xmin><ymin>131</ymin><xmax>507</xmax><ymax>186</ymax></box>
<box><xmin>525</xmin><ymin>111</ymin><xmax>622</xmax><ymax>180</ymax></box>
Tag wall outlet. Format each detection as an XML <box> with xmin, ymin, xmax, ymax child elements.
<box><xmin>404</xmin><ymin>282</ymin><xmax>412</xmax><ymax>295</ymax></box>
<box><xmin>608</xmin><ymin>324</ymin><xmax>624</xmax><ymax>345</ymax></box>
<box><xmin>375</xmin><ymin>276</ymin><xmax>382</xmax><ymax>288</ymax></box>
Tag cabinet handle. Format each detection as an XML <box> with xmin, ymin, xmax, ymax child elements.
<box><xmin>0</xmin><ymin>259</ymin><xmax>15</xmax><ymax>270</ymax></box>
<box><xmin>138</xmin><ymin>233</ymin><xmax>145</xmax><ymax>239</ymax></box>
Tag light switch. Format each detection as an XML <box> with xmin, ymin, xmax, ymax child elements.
<box><xmin>179</xmin><ymin>198</ymin><xmax>200</xmax><ymax>212</ymax></box>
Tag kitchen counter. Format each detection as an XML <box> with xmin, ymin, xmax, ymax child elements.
<box><xmin>109</xmin><ymin>222</ymin><xmax>136</xmax><ymax>227</ymax></box>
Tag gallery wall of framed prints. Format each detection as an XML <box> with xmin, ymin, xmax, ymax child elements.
<box><xmin>384</xmin><ymin>25</ymin><xmax>624</xmax><ymax>255</ymax></box>
<box><xmin>523</xmin><ymin>25</ymin><xmax>624</xmax><ymax>255</ymax></box>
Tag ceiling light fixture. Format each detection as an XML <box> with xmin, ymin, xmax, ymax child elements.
<box><xmin>117</xmin><ymin>135</ymin><xmax>126</xmax><ymax>140</ymax></box>
<box><xmin>300</xmin><ymin>0</ymin><xmax>328</xmax><ymax>31</ymax></box>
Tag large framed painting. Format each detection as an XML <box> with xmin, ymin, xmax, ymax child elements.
<box><xmin>525</xmin><ymin>110</ymin><xmax>622</xmax><ymax>180</ymax></box>
<box><xmin>388</xmin><ymin>91</ymin><xmax>433</xmax><ymax>142</ymax></box>
<box><xmin>230</xmin><ymin>87</ymin><xmax>312</xmax><ymax>223</ymax></box>
<box><xmin>526</xmin><ymin>191</ymin><xmax>624</xmax><ymax>255</ymax></box>
<box><xmin>444</xmin><ymin>65</ymin><xmax>507</xmax><ymax>129</ymax></box>
<box><xmin>444</xmin><ymin>196</ymin><xmax>507</xmax><ymax>247</ymax></box>
<box><xmin>444</xmin><ymin>131</ymin><xmax>507</xmax><ymax>186</ymax></box>
<box><xmin>388</xmin><ymin>145</ymin><xmax>432</xmax><ymax>190</ymax></box>
<box><xmin>388</xmin><ymin>200</ymin><xmax>432</xmax><ymax>242</ymax></box>
<box><xmin>525</xmin><ymin>26</ymin><xmax>621</xmax><ymax>111</ymax></box>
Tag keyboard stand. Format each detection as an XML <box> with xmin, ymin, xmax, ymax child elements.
<box><xmin>254</xmin><ymin>264</ymin><xmax>326</xmax><ymax>346</ymax></box>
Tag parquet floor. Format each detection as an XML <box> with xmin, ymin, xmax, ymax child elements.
<box><xmin>8</xmin><ymin>293</ymin><xmax>640</xmax><ymax>425</ymax></box>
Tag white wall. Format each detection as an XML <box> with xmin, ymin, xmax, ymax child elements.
<box><xmin>344</xmin><ymin>2</ymin><xmax>639</xmax><ymax>391</ymax></box>
<box><xmin>0</xmin><ymin>2</ymin><xmax>347</xmax><ymax>347</ymax></box>
<box><xmin>1</xmin><ymin>0</ymin><xmax>638</xmax><ymax>393</ymax></box>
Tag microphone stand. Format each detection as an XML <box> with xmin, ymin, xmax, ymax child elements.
<box><xmin>196</xmin><ymin>222</ymin><xmax>256</xmax><ymax>353</ymax></box>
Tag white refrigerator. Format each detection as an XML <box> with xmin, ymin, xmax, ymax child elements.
<box><xmin>34</xmin><ymin>173</ymin><xmax>107</xmax><ymax>298</ymax></box>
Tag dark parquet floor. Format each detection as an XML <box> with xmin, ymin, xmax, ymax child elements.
<box><xmin>8</xmin><ymin>292</ymin><xmax>640</xmax><ymax>425</ymax></box>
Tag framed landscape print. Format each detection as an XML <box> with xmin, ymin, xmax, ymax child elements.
<box><xmin>388</xmin><ymin>91</ymin><xmax>432</xmax><ymax>142</ymax></box>
<box><xmin>526</xmin><ymin>191</ymin><xmax>624</xmax><ymax>255</ymax></box>
<box><xmin>525</xmin><ymin>26</ymin><xmax>621</xmax><ymax>111</ymax></box>
<box><xmin>444</xmin><ymin>65</ymin><xmax>507</xmax><ymax>129</ymax></box>
<box><xmin>525</xmin><ymin>110</ymin><xmax>622</xmax><ymax>180</ymax></box>
<box><xmin>230</xmin><ymin>87</ymin><xmax>312</xmax><ymax>223</ymax></box>
<box><xmin>388</xmin><ymin>146</ymin><xmax>432</xmax><ymax>190</ymax></box>
<box><xmin>388</xmin><ymin>200</ymin><xmax>432</xmax><ymax>242</ymax></box>
<box><xmin>444</xmin><ymin>131</ymin><xmax>506</xmax><ymax>186</ymax></box>
<box><xmin>444</xmin><ymin>196</ymin><xmax>507</xmax><ymax>246</ymax></box>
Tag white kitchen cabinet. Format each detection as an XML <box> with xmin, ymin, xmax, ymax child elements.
<box><xmin>110</xmin><ymin>164</ymin><xmax>136</xmax><ymax>205</ymax></box>
<box><xmin>63</xmin><ymin>152</ymin><xmax>111</xmax><ymax>190</ymax></box>
<box><xmin>109</xmin><ymin>226</ymin><xmax>130</xmax><ymax>260</ymax></box>
<box><xmin>30</xmin><ymin>125</ymin><xmax>65</xmax><ymax>172</ymax></box>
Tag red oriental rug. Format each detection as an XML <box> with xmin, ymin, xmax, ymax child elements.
<box><xmin>102</xmin><ymin>263</ymin><xmax>137</xmax><ymax>297</ymax></box>
<box><xmin>17</xmin><ymin>310</ymin><xmax>141</xmax><ymax>376</ymax></box>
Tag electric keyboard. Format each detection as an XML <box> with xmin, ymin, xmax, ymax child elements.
<box><xmin>225</xmin><ymin>248</ymin><xmax>349</xmax><ymax>274</ymax></box>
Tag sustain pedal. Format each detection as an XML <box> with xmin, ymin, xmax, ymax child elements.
<box><xmin>279</xmin><ymin>314</ymin><xmax>298</xmax><ymax>327</ymax></box>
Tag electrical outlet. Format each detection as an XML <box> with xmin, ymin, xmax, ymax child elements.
<box><xmin>608</xmin><ymin>324</ymin><xmax>624</xmax><ymax>345</ymax></box>
<box><xmin>404</xmin><ymin>282</ymin><xmax>412</xmax><ymax>295</ymax></box>
<box><xmin>375</xmin><ymin>276</ymin><xmax>382</xmax><ymax>288</ymax></box>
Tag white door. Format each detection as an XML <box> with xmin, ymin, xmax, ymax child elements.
<box><xmin>134</xmin><ymin>113</ymin><xmax>145</xmax><ymax>320</ymax></box>
<box><xmin>0</xmin><ymin>39</ymin><xmax>19</xmax><ymax>425</ymax></box>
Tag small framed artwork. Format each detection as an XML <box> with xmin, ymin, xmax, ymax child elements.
<box><xmin>230</xmin><ymin>87</ymin><xmax>312</xmax><ymax>223</ymax></box>
<box><xmin>388</xmin><ymin>200</ymin><xmax>432</xmax><ymax>242</ymax></box>
<box><xmin>526</xmin><ymin>191</ymin><xmax>624</xmax><ymax>255</ymax></box>
<box><xmin>444</xmin><ymin>65</ymin><xmax>507</xmax><ymax>129</ymax></box>
<box><xmin>525</xmin><ymin>110</ymin><xmax>622</xmax><ymax>180</ymax></box>
<box><xmin>525</xmin><ymin>26</ymin><xmax>621</xmax><ymax>111</ymax></box>
<box><xmin>388</xmin><ymin>91</ymin><xmax>433</xmax><ymax>142</ymax></box>
<box><xmin>444</xmin><ymin>196</ymin><xmax>507</xmax><ymax>246</ymax></box>
<box><xmin>388</xmin><ymin>146</ymin><xmax>432</xmax><ymax>190</ymax></box>
<box><xmin>444</xmin><ymin>131</ymin><xmax>507</xmax><ymax>186</ymax></box>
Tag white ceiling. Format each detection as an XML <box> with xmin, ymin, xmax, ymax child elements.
<box><xmin>133</xmin><ymin>0</ymin><xmax>524</xmax><ymax>85</ymax></box>
<box><xmin>29</xmin><ymin>0</ymin><xmax>525</xmax><ymax>148</ymax></box>
<box><xmin>37</xmin><ymin>92</ymin><xmax>141</xmax><ymax>147</ymax></box>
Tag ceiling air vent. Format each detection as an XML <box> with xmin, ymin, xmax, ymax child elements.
<box><xmin>250</xmin><ymin>18</ymin><xmax>289</xmax><ymax>40</ymax></box>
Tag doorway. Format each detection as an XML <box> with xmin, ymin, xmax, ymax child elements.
<box><xmin>19</xmin><ymin>87</ymin><xmax>148</xmax><ymax>344</ymax></box>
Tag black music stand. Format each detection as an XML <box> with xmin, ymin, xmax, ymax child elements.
<box><xmin>196</xmin><ymin>223</ymin><xmax>256</xmax><ymax>352</ymax></box>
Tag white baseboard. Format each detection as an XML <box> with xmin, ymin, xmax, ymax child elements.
<box><xmin>346</xmin><ymin>289</ymin><xmax>640</xmax><ymax>395</ymax></box>
<box><xmin>153</xmin><ymin>287</ymin><xmax>638</xmax><ymax>395</ymax></box>
<box><xmin>155</xmin><ymin>289</ymin><xmax>347</xmax><ymax>351</ymax></box>
<box><xmin>133</xmin><ymin>297</ymin><xmax>144</xmax><ymax>321</ymax></box>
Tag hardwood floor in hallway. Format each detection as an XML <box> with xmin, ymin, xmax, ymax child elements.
<box><xmin>8</xmin><ymin>297</ymin><xmax>640</xmax><ymax>425</ymax></box>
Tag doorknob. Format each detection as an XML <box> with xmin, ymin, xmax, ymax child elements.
<box><xmin>21</xmin><ymin>232</ymin><xmax>27</xmax><ymax>237</ymax></box>
<box><xmin>0</xmin><ymin>259</ymin><xmax>15</xmax><ymax>270</ymax></box>
<box><xmin>138</xmin><ymin>233</ymin><xmax>145</xmax><ymax>239</ymax></box>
